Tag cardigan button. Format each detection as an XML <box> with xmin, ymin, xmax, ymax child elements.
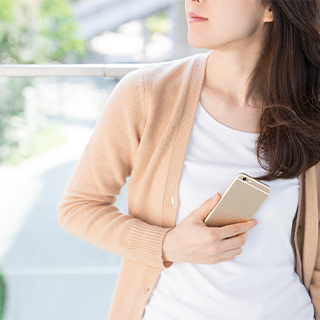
<box><xmin>297</xmin><ymin>225</ymin><xmax>302</xmax><ymax>235</ymax></box>
<box><xmin>171</xmin><ymin>196</ymin><xmax>174</xmax><ymax>205</ymax></box>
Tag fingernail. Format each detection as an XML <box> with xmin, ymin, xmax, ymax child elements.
<box><xmin>253</xmin><ymin>220</ymin><xmax>258</xmax><ymax>226</ymax></box>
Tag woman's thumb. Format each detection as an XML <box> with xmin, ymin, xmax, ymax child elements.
<box><xmin>196</xmin><ymin>193</ymin><xmax>221</xmax><ymax>221</ymax></box>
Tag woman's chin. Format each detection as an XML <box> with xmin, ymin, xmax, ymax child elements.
<box><xmin>188</xmin><ymin>41</ymin><xmax>210</xmax><ymax>50</ymax></box>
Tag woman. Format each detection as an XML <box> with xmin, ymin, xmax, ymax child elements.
<box><xmin>58</xmin><ymin>0</ymin><xmax>320</xmax><ymax>319</ymax></box>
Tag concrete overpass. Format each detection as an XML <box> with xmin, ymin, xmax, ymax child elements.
<box><xmin>71</xmin><ymin>0</ymin><xmax>208</xmax><ymax>59</ymax></box>
<box><xmin>72</xmin><ymin>0</ymin><xmax>181</xmax><ymax>39</ymax></box>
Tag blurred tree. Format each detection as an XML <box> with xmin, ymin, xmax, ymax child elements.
<box><xmin>145</xmin><ymin>10</ymin><xmax>171</xmax><ymax>36</ymax></box>
<box><xmin>0</xmin><ymin>0</ymin><xmax>88</xmax><ymax>163</ymax></box>
<box><xmin>39</xmin><ymin>0</ymin><xmax>87</xmax><ymax>63</ymax></box>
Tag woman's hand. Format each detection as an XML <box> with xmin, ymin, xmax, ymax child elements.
<box><xmin>162</xmin><ymin>193</ymin><xmax>258</xmax><ymax>265</ymax></box>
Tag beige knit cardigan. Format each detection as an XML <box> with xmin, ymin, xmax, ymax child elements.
<box><xmin>58</xmin><ymin>51</ymin><xmax>320</xmax><ymax>320</ymax></box>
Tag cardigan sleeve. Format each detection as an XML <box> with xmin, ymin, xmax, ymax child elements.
<box><xmin>310</xmin><ymin>269</ymin><xmax>320</xmax><ymax>319</ymax></box>
<box><xmin>57</xmin><ymin>67</ymin><xmax>173</xmax><ymax>269</ymax></box>
<box><xmin>309</xmin><ymin>164</ymin><xmax>320</xmax><ymax>319</ymax></box>
<box><xmin>310</xmin><ymin>226</ymin><xmax>320</xmax><ymax>319</ymax></box>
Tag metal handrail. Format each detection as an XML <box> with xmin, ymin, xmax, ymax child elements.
<box><xmin>0</xmin><ymin>64</ymin><xmax>150</xmax><ymax>77</ymax></box>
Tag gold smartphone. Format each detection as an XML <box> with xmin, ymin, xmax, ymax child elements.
<box><xmin>203</xmin><ymin>173</ymin><xmax>271</xmax><ymax>227</ymax></box>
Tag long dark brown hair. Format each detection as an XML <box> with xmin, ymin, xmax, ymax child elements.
<box><xmin>246</xmin><ymin>0</ymin><xmax>320</xmax><ymax>181</ymax></box>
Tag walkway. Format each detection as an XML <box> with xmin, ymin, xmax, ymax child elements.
<box><xmin>0</xmin><ymin>124</ymin><xmax>128</xmax><ymax>320</ymax></box>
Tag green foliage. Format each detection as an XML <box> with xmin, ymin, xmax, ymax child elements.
<box><xmin>0</xmin><ymin>0</ymin><xmax>14</xmax><ymax>22</ymax></box>
<box><xmin>145</xmin><ymin>10</ymin><xmax>172</xmax><ymax>35</ymax></box>
<box><xmin>4</xmin><ymin>122</ymin><xmax>68</xmax><ymax>165</ymax></box>
<box><xmin>39</xmin><ymin>0</ymin><xmax>87</xmax><ymax>63</ymax></box>
<box><xmin>0</xmin><ymin>0</ymin><xmax>89</xmax><ymax>164</ymax></box>
<box><xmin>0</xmin><ymin>0</ymin><xmax>87</xmax><ymax>64</ymax></box>
<box><xmin>0</xmin><ymin>77</ymin><xmax>32</xmax><ymax>163</ymax></box>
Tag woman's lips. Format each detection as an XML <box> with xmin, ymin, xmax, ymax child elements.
<box><xmin>188</xmin><ymin>17</ymin><xmax>208</xmax><ymax>23</ymax></box>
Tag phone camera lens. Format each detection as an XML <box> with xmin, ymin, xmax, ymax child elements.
<box><xmin>243</xmin><ymin>177</ymin><xmax>247</xmax><ymax>181</ymax></box>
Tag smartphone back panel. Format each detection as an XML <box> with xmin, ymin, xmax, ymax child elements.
<box><xmin>204</xmin><ymin>173</ymin><xmax>271</xmax><ymax>227</ymax></box>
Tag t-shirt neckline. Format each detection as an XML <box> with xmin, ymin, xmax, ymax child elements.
<box><xmin>197</xmin><ymin>101</ymin><xmax>259</xmax><ymax>143</ymax></box>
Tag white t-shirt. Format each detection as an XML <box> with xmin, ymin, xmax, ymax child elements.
<box><xmin>142</xmin><ymin>101</ymin><xmax>315</xmax><ymax>320</ymax></box>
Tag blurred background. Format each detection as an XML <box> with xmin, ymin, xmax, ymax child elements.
<box><xmin>0</xmin><ymin>0</ymin><xmax>208</xmax><ymax>319</ymax></box>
